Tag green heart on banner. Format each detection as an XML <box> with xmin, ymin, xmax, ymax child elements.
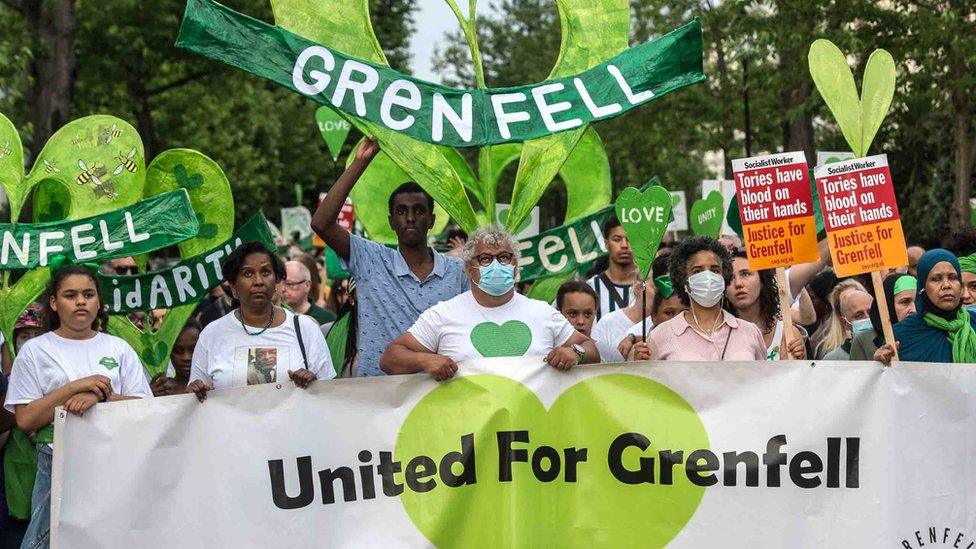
<box><xmin>614</xmin><ymin>186</ymin><xmax>673</xmax><ymax>278</ymax></box>
<box><xmin>315</xmin><ymin>106</ymin><xmax>352</xmax><ymax>162</ymax></box>
<box><xmin>107</xmin><ymin>149</ymin><xmax>235</xmax><ymax>378</ymax></box>
<box><xmin>0</xmin><ymin>112</ymin><xmax>148</xmax><ymax>350</ymax></box>
<box><xmin>470</xmin><ymin>321</ymin><xmax>532</xmax><ymax>358</ymax></box>
<box><xmin>689</xmin><ymin>190</ymin><xmax>724</xmax><ymax>239</ymax></box>
<box><xmin>808</xmin><ymin>39</ymin><xmax>895</xmax><ymax>158</ymax></box>
<box><xmin>396</xmin><ymin>374</ymin><xmax>709</xmax><ymax>547</ymax></box>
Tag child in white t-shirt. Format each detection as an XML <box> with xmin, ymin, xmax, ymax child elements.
<box><xmin>5</xmin><ymin>265</ymin><xmax>152</xmax><ymax>549</ymax></box>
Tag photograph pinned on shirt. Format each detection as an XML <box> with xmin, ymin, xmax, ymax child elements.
<box><xmin>245</xmin><ymin>347</ymin><xmax>278</xmax><ymax>385</ymax></box>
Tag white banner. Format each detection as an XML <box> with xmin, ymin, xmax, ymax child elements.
<box><xmin>52</xmin><ymin>360</ymin><xmax>976</xmax><ymax>548</ymax></box>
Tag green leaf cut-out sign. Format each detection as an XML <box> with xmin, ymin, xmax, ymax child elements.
<box><xmin>0</xmin><ymin>111</ymin><xmax>242</xmax><ymax>378</ymax></box>
<box><xmin>808</xmin><ymin>39</ymin><xmax>895</xmax><ymax>158</ymax></box>
<box><xmin>175</xmin><ymin>0</ymin><xmax>704</xmax><ymax>241</ymax></box>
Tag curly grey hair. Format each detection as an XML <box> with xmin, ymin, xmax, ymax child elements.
<box><xmin>461</xmin><ymin>225</ymin><xmax>522</xmax><ymax>263</ymax></box>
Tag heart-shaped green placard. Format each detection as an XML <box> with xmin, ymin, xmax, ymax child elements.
<box><xmin>470</xmin><ymin>321</ymin><xmax>532</xmax><ymax>358</ymax></box>
<box><xmin>396</xmin><ymin>374</ymin><xmax>709</xmax><ymax>547</ymax></box>
<box><xmin>315</xmin><ymin>107</ymin><xmax>351</xmax><ymax>162</ymax></box>
<box><xmin>106</xmin><ymin>149</ymin><xmax>234</xmax><ymax>378</ymax></box>
<box><xmin>0</xmin><ymin>112</ymin><xmax>147</xmax><ymax>350</ymax></box>
<box><xmin>808</xmin><ymin>39</ymin><xmax>895</xmax><ymax>158</ymax></box>
<box><xmin>615</xmin><ymin>186</ymin><xmax>673</xmax><ymax>278</ymax></box>
<box><xmin>689</xmin><ymin>190</ymin><xmax>724</xmax><ymax>239</ymax></box>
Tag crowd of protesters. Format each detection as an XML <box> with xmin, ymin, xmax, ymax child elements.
<box><xmin>0</xmin><ymin>137</ymin><xmax>973</xmax><ymax>548</ymax></box>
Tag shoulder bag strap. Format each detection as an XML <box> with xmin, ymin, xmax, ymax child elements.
<box><xmin>293</xmin><ymin>313</ymin><xmax>310</xmax><ymax>370</ymax></box>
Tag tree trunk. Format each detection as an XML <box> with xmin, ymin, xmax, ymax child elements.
<box><xmin>22</xmin><ymin>0</ymin><xmax>76</xmax><ymax>159</ymax></box>
<box><xmin>782</xmin><ymin>84</ymin><xmax>815</xmax><ymax>162</ymax></box>
<box><xmin>949</xmin><ymin>43</ymin><xmax>973</xmax><ymax>230</ymax></box>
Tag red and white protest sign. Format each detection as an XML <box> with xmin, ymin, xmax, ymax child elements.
<box><xmin>312</xmin><ymin>193</ymin><xmax>354</xmax><ymax>248</ymax></box>
<box><xmin>814</xmin><ymin>154</ymin><xmax>907</xmax><ymax>277</ymax></box>
<box><xmin>731</xmin><ymin>151</ymin><xmax>820</xmax><ymax>270</ymax></box>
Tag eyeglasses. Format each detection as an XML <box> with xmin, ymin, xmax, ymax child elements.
<box><xmin>283</xmin><ymin>279</ymin><xmax>308</xmax><ymax>288</ymax></box>
<box><xmin>114</xmin><ymin>266</ymin><xmax>138</xmax><ymax>276</ymax></box>
<box><xmin>473</xmin><ymin>252</ymin><xmax>515</xmax><ymax>267</ymax></box>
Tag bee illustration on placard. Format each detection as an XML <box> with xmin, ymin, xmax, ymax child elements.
<box><xmin>93</xmin><ymin>179</ymin><xmax>118</xmax><ymax>200</ymax></box>
<box><xmin>71</xmin><ymin>129</ymin><xmax>93</xmax><ymax>148</ymax></box>
<box><xmin>76</xmin><ymin>160</ymin><xmax>107</xmax><ymax>187</ymax></box>
<box><xmin>0</xmin><ymin>141</ymin><xmax>12</xmax><ymax>158</ymax></box>
<box><xmin>98</xmin><ymin>124</ymin><xmax>122</xmax><ymax>146</ymax></box>
<box><xmin>112</xmin><ymin>148</ymin><xmax>138</xmax><ymax>175</ymax></box>
<box><xmin>43</xmin><ymin>160</ymin><xmax>61</xmax><ymax>174</ymax></box>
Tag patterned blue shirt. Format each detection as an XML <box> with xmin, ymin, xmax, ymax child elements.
<box><xmin>344</xmin><ymin>235</ymin><xmax>469</xmax><ymax>376</ymax></box>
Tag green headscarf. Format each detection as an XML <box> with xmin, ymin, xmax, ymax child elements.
<box><xmin>922</xmin><ymin>307</ymin><xmax>976</xmax><ymax>363</ymax></box>
<box><xmin>919</xmin><ymin>250</ymin><xmax>976</xmax><ymax>363</ymax></box>
<box><xmin>958</xmin><ymin>253</ymin><xmax>976</xmax><ymax>274</ymax></box>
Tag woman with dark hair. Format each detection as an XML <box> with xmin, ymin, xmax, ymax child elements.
<box><xmin>633</xmin><ymin>236</ymin><xmax>766</xmax><ymax>361</ymax></box>
<box><xmin>876</xmin><ymin>249</ymin><xmax>976</xmax><ymax>365</ymax></box>
<box><xmin>187</xmin><ymin>242</ymin><xmax>334</xmax><ymax>401</ymax></box>
<box><xmin>5</xmin><ymin>264</ymin><xmax>152</xmax><ymax>549</ymax></box>
<box><xmin>849</xmin><ymin>274</ymin><xmax>916</xmax><ymax>360</ymax></box>
<box><xmin>725</xmin><ymin>249</ymin><xmax>806</xmax><ymax>360</ymax></box>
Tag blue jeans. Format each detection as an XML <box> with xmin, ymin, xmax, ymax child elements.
<box><xmin>20</xmin><ymin>445</ymin><xmax>50</xmax><ymax>549</ymax></box>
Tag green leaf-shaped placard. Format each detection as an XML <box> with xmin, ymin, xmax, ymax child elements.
<box><xmin>106</xmin><ymin>149</ymin><xmax>235</xmax><ymax>377</ymax></box>
<box><xmin>271</xmin><ymin>0</ymin><xmax>479</xmax><ymax>232</ymax></box>
<box><xmin>1</xmin><ymin>114</ymin><xmax>147</xmax><ymax>351</ymax></box>
<box><xmin>505</xmin><ymin>0</ymin><xmax>629</xmax><ymax>231</ymax></box>
<box><xmin>346</xmin><ymin>140</ymin><xmax>450</xmax><ymax>245</ymax></box>
<box><xmin>808</xmin><ymin>39</ymin><xmax>895</xmax><ymax>158</ymax></box>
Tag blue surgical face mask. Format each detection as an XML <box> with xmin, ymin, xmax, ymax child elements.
<box><xmin>849</xmin><ymin>318</ymin><xmax>872</xmax><ymax>334</ymax></box>
<box><xmin>477</xmin><ymin>260</ymin><xmax>516</xmax><ymax>296</ymax></box>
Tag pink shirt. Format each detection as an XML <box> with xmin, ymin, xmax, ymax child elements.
<box><xmin>648</xmin><ymin>310</ymin><xmax>766</xmax><ymax>361</ymax></box>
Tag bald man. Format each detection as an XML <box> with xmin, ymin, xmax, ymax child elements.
<box><xmin>282</xmin><ymin>260</ymin><xmax>336</xmax><ymax>325</ymax></box>
<box><xmin>907</xmin><ymin>246</ymin><xmax>925</xmax><ymax>277</ymax></box>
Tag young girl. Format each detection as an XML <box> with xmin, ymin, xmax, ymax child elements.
<box><xmin>149</xmin><ymin>320</ymin><xmax>201</xmax><ymax>397</ymax></box>
<box><xmin>4</xmin><ymin>265</ymin><xmax>152</xmax><ymax>549</ymax></box>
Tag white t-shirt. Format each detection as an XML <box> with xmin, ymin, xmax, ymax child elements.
<box><xmin>190</xmin><ymin>309</ymin><xmax>335</xmax><ymax>390</ymax></box>
<box><xmin>5</xmin><ymin>332</ymin><xmax>153</xmax><ymax>414</ymax></box>
<box><xmin>409</xmin><ymin>291</ymin><xmax>576</xmax><ymax>363</ymax></box>
<box><xmin>591</xmin><ymin>309</ymin><xmax>650</xmax><ymax>363</ymax></box>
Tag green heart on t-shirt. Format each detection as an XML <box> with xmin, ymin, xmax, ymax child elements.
<box><xmin>470</xmin><ymin>321</ymin><xmax>532</xmax><ymax>357</ymax></box>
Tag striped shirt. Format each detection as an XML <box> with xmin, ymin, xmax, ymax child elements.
<box><xmin>586</xmin><ymin>273</ymin><xmax>633</xmax><ymax>322</ymax></box>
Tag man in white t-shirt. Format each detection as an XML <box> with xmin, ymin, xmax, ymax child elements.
<box><xmin>381</xmin><ymin>227</ymin><xmax>600</xmax><ymax>380</ymax></box>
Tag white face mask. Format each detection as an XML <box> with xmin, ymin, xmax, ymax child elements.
<box><xmin>686</xmin><ymin>270</ymin><xmax>726</xmax><ymax>308</ymax></box>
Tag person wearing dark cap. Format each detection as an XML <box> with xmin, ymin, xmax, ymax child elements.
<box><xmin>876</xmin><ymin>249</ymin><xmax>976</xmax><ymax>364</ymax></box>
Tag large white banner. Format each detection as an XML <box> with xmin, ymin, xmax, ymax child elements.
<box><xmin>52</xmin><ymin>360</ymin><xmax>976</xmax><ymax>548</ymax></box>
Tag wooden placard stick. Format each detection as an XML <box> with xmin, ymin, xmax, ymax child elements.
<box><xmin>871</xmin><ymin>270</ymin><xmax>899</xmax><ymax>362</ymax></box>
<box><xmin>775</xmin><ymin>267</ymin><xmax>795</xmax><ymax>358</ymax></box>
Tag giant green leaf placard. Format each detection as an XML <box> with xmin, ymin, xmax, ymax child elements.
<box><xmin>177</xmin><ymin>0</ymin><xmax>701</xmax><ymax>238</ymax></box>
<box><xmin>267</xmin><ymin>0</ymin><xmax>479</xmax><ymax>232</ymax></box>
<box><xmin>107</xmin><ymin>149</ymin><xmax>237</xmax><ymax>377</ymax></box>
<box><xmin>808</xmin><ymin>39</ymin><xmax>895</xmax><ymax>158</ymax></box>
<box><xmin>0</xmin><ymin>113</ymin><xmax>149</xmax><ymax>350</ymax></box>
